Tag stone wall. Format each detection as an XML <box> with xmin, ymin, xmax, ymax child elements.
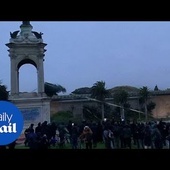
<box><xmin>50</xmin><ymin>95</ymin><xmax>170</xmax><ymax>120</ymax></box>
<box><xmin>50</xmin><ymin>97</ymin><xmax>140</xmax><ymax>118</ymax></box>
<box><xmin>50</xmin><ymin>99</ymin><xmax>98</xmax><ymax>116</ymax></box>
<box><xmin>151</xmin><ymin>95</ymin><xmax>170</xmax><ymax>119</ymax></box>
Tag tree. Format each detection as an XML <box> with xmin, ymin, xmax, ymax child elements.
<box><xmin>147</xmin><ymin>101</ymin><xmax>156</xmax><ymax>118</ymax></box>
<box><xmin>51</xmin><ymin>111</ymin><xmax>73</xmax><ymax>124</ymax></box>
<box><xmin>71</xmin><ymin>87</ymin><xmax>92</xmax><ymax>94</ymax></box>
<box><xmin>44</xmin><ymin>82</ymin><xmax>66</xmax><ymax>97</ymax></box>
<box><xmin>90</xmin><ymin>81</ymin><xmax>110</xmax><ymax>121</ymax></box>
<box><xmin>139</xmin><ymin>86</ymin><xmax>150</xmax><ymax>122</ymax></box>
<box><xmin>112</xmin><ymin>89</ymin><xmax>129</xmax><ymax>120</ymax></box>
<box><xmin>154</xmin><ymin>85</ymin><xmax>159</xmax><ymax>91</ymax></box>
<box><xmin>83</xmin><ymin>105</ymin><xmax>101</xmax><ymax>121</ymax></box>
<box><xmin>0</xmin><ymin>81</ymin><xmax>9</xmax><ymax>100</ymax></box>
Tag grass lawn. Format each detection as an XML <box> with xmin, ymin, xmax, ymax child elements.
<box><xmin>15</xmin><ymin>141</ymin><xmax>106</xmax><ymax>149</ymax></box>
<box><xmin>14</xmin><ymin>142</ymin><xmax>142</xmax><ymax>149</ymax></box>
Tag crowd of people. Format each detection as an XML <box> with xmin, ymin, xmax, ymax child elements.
<box><xmin>21</xmin><ymin>119</ymin><xmax>170</xmax><ymax>149</ymax></box>
<box><xmin>1</xmin><ymin>118</ymin><xmax>170</xmax><ymax>149</ymax></box>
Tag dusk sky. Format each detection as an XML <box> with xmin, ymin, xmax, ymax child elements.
<box><xmin>0</xmin><ymin>21</ymin><xmax>170</xmax><ymax>95</ymax></box>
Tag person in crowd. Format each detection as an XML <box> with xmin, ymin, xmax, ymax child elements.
<box><xmin>103</xmin><ymin>125</ymin><xmax>113</xmax><ymax>149</ymax></box>
<box><xmin>79</xmin><ymin>126</ymin><xmax>93</xmax><ymax>149</ymax></box>
<box><xmin>24</xmin><ymin>123</ymin><xmax>34</xmax><ymax>146</ymax></box>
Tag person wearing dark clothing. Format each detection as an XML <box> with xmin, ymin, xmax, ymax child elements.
<box><xmin>96</xmin><ymin>121</ymin><xmax>103</xmax><ymax>143</ymax></box>
<box><xmin>133</xmin><ymin>123</ymin><xmax>141</xmax><ymax>149</ymax></box>
<box><xmin>24</xmin><ymin>123</ymin><xmax>34</xmax><ymax>146</ymax></box>
<box><xmin>113</xmin><ymin>122</ymin><xmax>121</xmax><ymax>149</ymax></box>
<box><xmin>153</xmin><ymin>126</ymin><xmax>163</xmax><ymax>149</ymax></box>
<box><xmin>35</xmin><ymin>122</ymin><xmax>42</xmax><ymax>137</ymax></box>
<box><xmin>143</xmin><ymin>125</ymin><xmax>152</xmax><ymax>149</ymax></box>
<box><xmin>157</xmin><ymin>121</ymin><xmax>166</xmax><ymax>146</ymax></box>
<box><xmin>138</xmin><ymin>123</ymin><xmax>145</xmax><ymax>149</ymax></box>
<box><xmin>39</xmin><ymin>134</ymin><xmax>49</xmax><ymax>149</ymax></box>
<box><xmin>122</xmin><ymin>124</ymin><xmax>132</xmax><ymax>149</ymax></box>
<box><xmin>41</xmin><ymin>121</ymin><xmax>49</xmax><ymax>137</ymax></box>
<box><xmin>119</xmin><ymin>125</ymin><xmax>124</xmax><ymax>148</ymax></box>
<box><xmin>58</xmin><ymin>128</ymin><xmax>66</xmax><ymax>148</ymax></box>
<box><xmin>131</xmin><ymin>121</ymin><xmax>138</xmax><ymax>145</ymax></box>
<box><xmin>103</xmin><ymin>126</ymin><xmax>113</xmax><ymax>149</ymax></box>
<box><xmin>70</xmin><ymin>124</ymin><xmax>79</xmax><ymax>149</ymax></box>
<box><xmin>27</xmin><ymin>128</ymin><xmax>38</xmax><ymax>149</ymax></box>
<box><xmin>90</xmin><ymin>122</ymin><xmax>98</xmax><ymax>148</ymax></box>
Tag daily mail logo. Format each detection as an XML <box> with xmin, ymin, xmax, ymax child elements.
<box><xmin>0</xmin><ymin>112</ymin><xmax>17</xmax><ymax>133</ymax></box>
<box><xmin>0</xmin><ymin>101</ymin><xmax>24</xmax><ymax>145</ymax></box>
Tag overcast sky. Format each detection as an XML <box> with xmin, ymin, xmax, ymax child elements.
<box><xmin>0</xmin><ymin>21</ymin><xmax>170</xmax><ymax>95</ymax></box>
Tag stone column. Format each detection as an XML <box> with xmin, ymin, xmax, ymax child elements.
<box><xmin>37</xmin><ymin>54</ymin><xmax>45</xmax><ymax>95</ymax></box>
<box><xmin>10</xmin><ymin>57</ymin><xmax>18</xmax><ymax>96</ymax></box>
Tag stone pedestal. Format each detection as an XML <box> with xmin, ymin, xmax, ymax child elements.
<box><xmin>9</xmin><ymin>93</ymin><xmax>51</xmax><ymax>132</ymax></box>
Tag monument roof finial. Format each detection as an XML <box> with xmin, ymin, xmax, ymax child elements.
<box><xmin>20</xmin><ymin>21</ymin><xmax>32</xmax><ymax>27</ymax></box>
<box><xmin>20</xmin><ymin>21</ymin><xmax>33</xmax><ymax>35</ymax></box>
<box><xmin>23</xmin><ymin>21</ymin><xmax>30</xmax><ymax>25</ymax></box>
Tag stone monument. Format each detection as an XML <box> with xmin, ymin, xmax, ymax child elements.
<box><xmin>6</xmin><ymin>21</ymin><xmax>51</xmax><ymax>130</ymax></box>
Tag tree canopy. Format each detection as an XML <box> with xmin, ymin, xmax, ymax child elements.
<box><xmin>71</xmin><ymin>87</ymin><xmax>92</xmax><ymax>94</ymax></box>
<box><xmin>91</xmin><ymin>81</ymin><xmax>110</xmax><ymax>101</ymax></box>
<box><xmin>44</xmin><ymin>82</ymin><xmax>66</xmax><ymax>97</ymax></box>
<box><xmin>0</xmin><ymin>81</ymin><xmax>9</xmax><ymax>100</ymax></box>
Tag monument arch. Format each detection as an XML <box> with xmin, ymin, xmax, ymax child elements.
<box><xmin>6</xmin><ymin>21</ymin><xmax>46</xmax><ymax>98</ymax></box>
